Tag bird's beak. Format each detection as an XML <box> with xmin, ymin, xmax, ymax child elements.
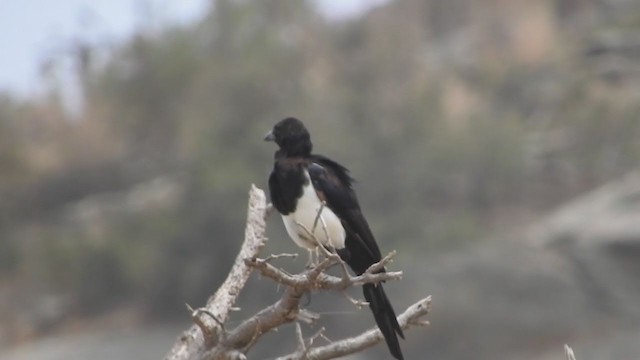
<box><xmin>264</xmin><ymin>130</ymin><xmax>275</xmax><ymax>142</ymax></box>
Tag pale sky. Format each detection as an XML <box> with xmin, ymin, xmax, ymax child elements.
<box><xmin>0</xmin><ymin>0</ymin><xmax>388</xmax><ymax>98</ymax></box>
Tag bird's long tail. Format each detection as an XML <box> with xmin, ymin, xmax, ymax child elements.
<box><xmin>363</xmin><ymin>283</ymin><xmax>405</xmax><ymax>360</ymax></box>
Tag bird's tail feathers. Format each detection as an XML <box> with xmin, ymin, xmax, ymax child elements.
<box><xmin>363</xmin><ymin>283</ymin><xmax>404</xmax><ymax>360</ymax></box>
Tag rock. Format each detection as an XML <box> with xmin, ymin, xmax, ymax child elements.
<box><xmin>400</xmin><ymin>172</ymin><xmax>640</xmax><ymax>359</ymax></box>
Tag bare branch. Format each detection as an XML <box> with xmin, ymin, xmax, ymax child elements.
<box><xmin>226</xmin><ymin>254</ymin><xmax>414</xmax><ymax>359</ymax></box>
<box><xmin>247</xmin><ymin>254</ymin><xmax>402</xmax><ymax>292</ymax></box>
<box><xmin>294</xmin><ymin>323</ymin><xmax>306</xmax><ymax>353</ymax></box>
<box><xmin>312</xmin><ymin>202</ymin><xmax>326</xmax><ymax>235</ymax></box>
<box><xmin>186</xmin><ymin>303</ymin><xmax>225</xmax><ymax>343</ymax></box>
<box><xmin>163</xmin><ymin>185</ymin><xmax>430</xmax><ymax>360</ymax></box>
<box><xmin>306</xmin><ymin>327</ymin><xmax>327</xmax><ymax>348</ymax></box>
<box><xmin>244</xmin><ymin>256</ymin><xmax>303</xmax><ymax>288</ymax></box>
<box><xmin>294</xmin><ymin>219</ymin><xmax>334</xmax><ymax>260</ymax></box>
<box><xmin>265</xmin><ymin>253</ymin><xmax>299</xmax><ymax>261</ymax></box>
<box><xmin>339</xmin><ymin>290</ymin><xmax>368</xmax><ymax>308</ymax></box>
<box><xmin>220</xmin><ymin>274</ymin><xmax>312</xmax><ymax>352</ymax></box>
<box><xmin>364</xmin><ymin>250</ymin><xmax>396</xmax><ymax>274</ymax></box>
<box><xmin>286</xmin><ymin>324</ymin><xmax>327</xmax><ymax>360</ymax></box>
<box><xmin>294</xmin><ymin>203</ymin><xmax>339</xmax><ymax>263</ymax></box>
<box><xmin>297</xmin><ymin>309</ymin><xmax>320</xmax><ymax>324</ymax></box>
<box><xmin>277</xmin><ymin>296</ymin><xmax>432</xmax><ymax>360</ymax></box>
<box><xmin>316</xmin><ymin>270</ymin><xmax>403</xmax><ymax>289</ymax></box>
<box><xmin>218</xmin><ymin>251</ymin><xmax>405</xmax><ymax>355</ymax></box>
<box><xmin>164</xmin><ymin>185</ymin><xmax>268</xmax><ymax>360</ymax></box>
<box><xmin>564</xmin><ymin>344</ymin><xmax>577</xmax><ymax>360</ymax></box>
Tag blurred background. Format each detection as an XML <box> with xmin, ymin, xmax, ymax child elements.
<box><xmin>1</xmin><ymin>0</ymin><xmax>640</xmax><ymax>359</ymax></box>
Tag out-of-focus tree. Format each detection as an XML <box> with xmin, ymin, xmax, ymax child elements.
<box><xmin>1</xmin><ymin>0</ymin><xmax>640</xmax><ymax>347</ymax></box>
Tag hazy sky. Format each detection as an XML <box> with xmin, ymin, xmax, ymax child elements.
<box><xmin>0</xmin><ymin>0</ymin><xmax>388</xmax><ymax>98</ymax></box>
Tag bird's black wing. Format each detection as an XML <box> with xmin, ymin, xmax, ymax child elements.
<box><xmin>308</xmin><ymin>154</ymin><xmax>405</xmax><ymax>360</ymax></box>
<box><xmin>307</xmin><ymin>155</ymin><xmax>383</xmax><ymax>270</ymax></box>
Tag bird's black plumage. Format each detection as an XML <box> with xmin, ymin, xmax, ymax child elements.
<box><xmin>265</xmin><ymin>117</ymin><xmax>405</xmax><ymax>360</ymax></box>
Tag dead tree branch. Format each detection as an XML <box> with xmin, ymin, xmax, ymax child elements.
<box><xmin>163</xmin><ymin>185</ymin><xmax>430</xmax><ymax>360</ymax></box>
<box><xmin>564</xmin><ymin>344</ymin><xmax>577</xmax><ymax>360</ymax></box>
<box><xmin>276</xmin><ymin>296</ymin><xmax>432</xmax><ymax>360</ymax></box>
<box><xmin>164</xmin><ymin>185</ymin><xmax>268</xmax><ymax>360</ymax></box>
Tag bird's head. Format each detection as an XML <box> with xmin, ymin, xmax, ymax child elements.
<box><xmin>264</xmin><ymin>117</ymin><xmax>313</xmax><ymax>156</ymax></box>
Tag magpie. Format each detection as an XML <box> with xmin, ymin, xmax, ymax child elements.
<box><xmin>265</xmin><ymin>117</ymin><xmax>405</xmax><ymax>360</ymax></box>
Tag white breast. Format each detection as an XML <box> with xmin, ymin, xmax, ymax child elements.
<box><xmin>281</xmin><ymin>170</ymin><xmax>346</xmax><ymax>250</ymax></box>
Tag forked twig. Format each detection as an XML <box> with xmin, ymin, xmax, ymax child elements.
<box><xmin>564</xmin><ymin>344</ymin><xmax>577</xmax><ymax>360</ymax></box>
<box><xmin>164</xmin><ymin>185</ymin><xmax>429</xmax><ymax>360</ymax></box>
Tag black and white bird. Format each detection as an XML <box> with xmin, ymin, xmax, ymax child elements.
<box><xmin>265</xmin><ymin>117</ymin><xmax>405</xmax><ymax>360</ymax></box>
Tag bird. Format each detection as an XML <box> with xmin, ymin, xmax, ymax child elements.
<box><xmin>265</xmin><ymin>117</ymin><xmax>405</xmax><ymax>360</ymax></box>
